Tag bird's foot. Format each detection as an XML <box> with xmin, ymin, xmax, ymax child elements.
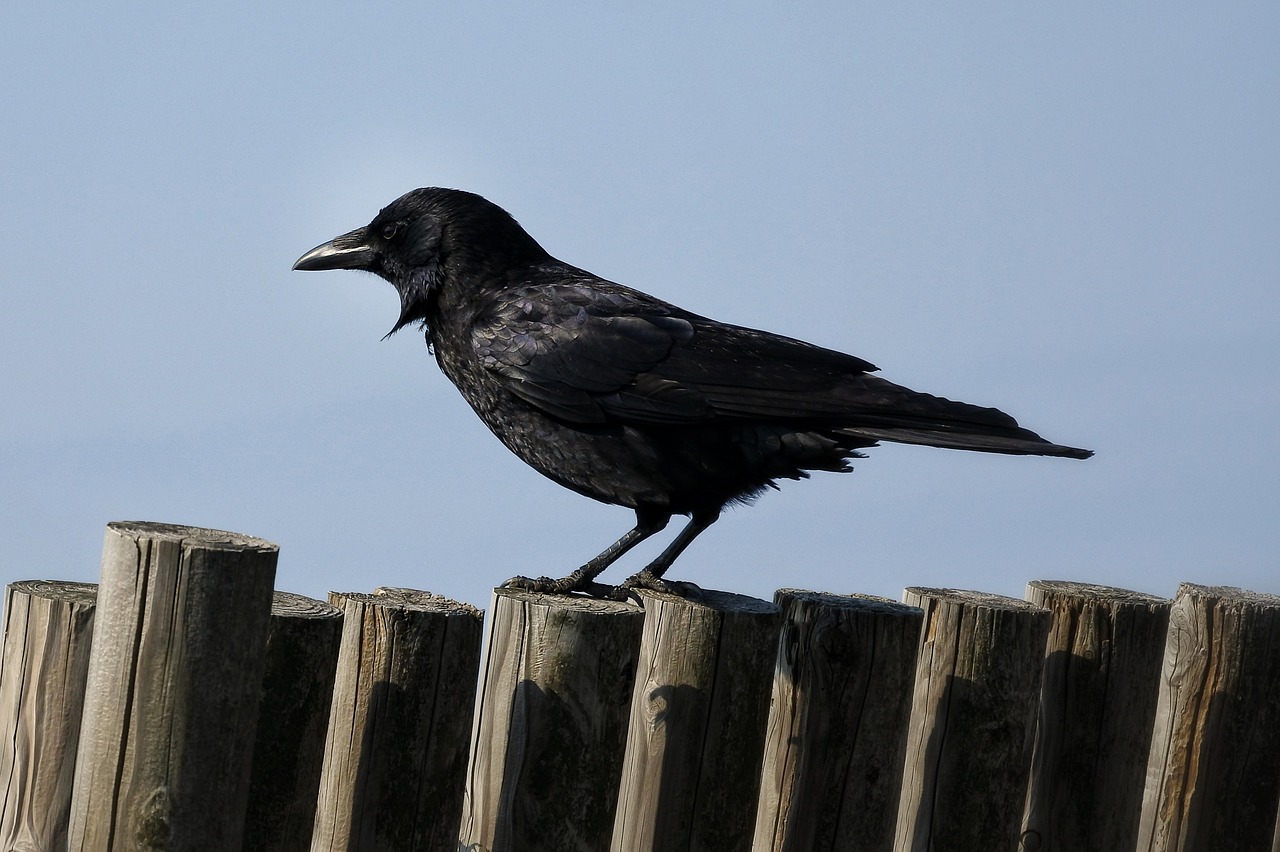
<box><xmin>609</xmin><ymin>570</ymin><xmax>702</xmax><ymax>602</ymax></box>
<box><xmin>502</xmin><ymin>573</ymin><xmax>612</xmax><ymax>598</ymax></box>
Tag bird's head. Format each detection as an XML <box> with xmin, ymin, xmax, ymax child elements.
<box><xmin>293</xmin><ymin>187</ymin><xmax>551</xmax><ymax>335</ymax></box>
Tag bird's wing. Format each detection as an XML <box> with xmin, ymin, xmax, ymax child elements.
<box><xmin>470</xmin><ymin>278</ymin><xmax>905</xmax><ymax>426</ymax></box>
<box><xmin>471</xmin><ymin>282</ymin><xmax>715</xmax><ymax>424</ymax></box>
<box><xmin>656</xmin><ymin>319</ymin><xmax>886</xmax><ymax>418</ymax></box>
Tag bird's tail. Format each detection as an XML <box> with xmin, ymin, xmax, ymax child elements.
<box><xmin>831</xmin><ymin>377</ymin><xmax>1093</xmax><ymax>459</ymax></box>
<box><xmin>837</xmin><ymin>424</ymin><xmax>1093</xmax><ymax>458</ymax></box>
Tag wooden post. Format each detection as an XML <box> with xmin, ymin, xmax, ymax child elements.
<box><xmin>243</xmin><ymin>591</ymin><xmax>344</xmax><ymax>851</ymax></box>
<box><xmin>310</xmin><ymin>587</ymin><xmax>483</xmax><ymax>852</ymax></box>
<box><xmin>67</xmin><ymin>521</ymin><xmax>278</xmax><ymax>851</ymax></box>
<box><xmin>0</xmin><ymin>580</ymin><xmax>97</xmax><ymax>850</ymax></box>
<box><xmin>1136</xmin><ymin>583</ymin><xmax>1280</xmax><ymax>851</ymax></box>
<box><xmin>893</xmin><ymin>588</ymin><xmax>1050</xmax><ymax>852</ymax></box>
<box><xmin>458</xmin><ymin>588</ymin><xmax>644</xmax><ymax>852</ymax></box>
<box><xmin>611</xmin><ymin>588</ymin><xmax>780</xmax><ymax>852</ymax></box>
<box><xmin>753</xmin><ymin>590</ymin><xmax>923</xmax><ymax>852</ymax></box>
<box><xmin>1021</xmin><ymin>580</ymin><xmax>1170</xmax><ymax>852</ymax></box>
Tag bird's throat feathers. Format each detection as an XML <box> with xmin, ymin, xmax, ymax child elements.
<box><xmin>386</xmin><ymin>263</ymin><xmax>440</xmax><ymax>338</ymax></box>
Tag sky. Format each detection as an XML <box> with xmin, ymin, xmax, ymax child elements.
<box><xmin>2</xmin><ymin>4</ymin><xmax>1277</xmax><ymax>613</ymax></box>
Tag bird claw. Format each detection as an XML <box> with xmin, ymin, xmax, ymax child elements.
<box><xmin>502</xmin><ymin>574</ymin><xmax>613</xmax><ymax>598</ymax></box>
<box><xmin>609</xmin><ymin>571</ymin><xmax>702</xmax><ymax>602</ymax></box>
<box><xmin>501</xmin><ymin>571</ymin><xmax>701</xmax><ymax>602</ymax></box>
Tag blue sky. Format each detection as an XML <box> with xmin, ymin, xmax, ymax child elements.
<box><xmin>3</xmin><ymin>4</ymin><xmax>1277</xmax><ymax>609</ymax></box>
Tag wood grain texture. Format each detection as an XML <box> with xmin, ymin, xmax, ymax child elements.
<box><xmin>310</xmin><ymin>587</ymin><xmax>483</xmax><ymax>852</ymax></box>
<box><xmin>0</xmin><ymin>580</ymin><xmax>97</xmax><ymax>851</ymax></box>
<box><xmin>1136</xmin><ymin>583</ymin><xmax>1280</xmax><ymax>852</ymax></box>
<box><xmin>67</xmin><ymin>521</ymin><xmax>278</xmax><ymax>852</ymax></box>
<box><xmin>243</xmin><ymin>591</ymin><xmax>344</xmax><ymax>852</ymax></box>
<box><xmin>894</xmin><ymin>588</ymin><xmax>1050</xmax><ymax>852</ymax></box>
<box><xmin>753</xmin><ymin>590</ymin><xmax>923</xmax><ymax>852</ymax></box>
<box><xmin>1020</xmin><ymin>580</ymin><xmax>1170</xmax><ymax>852</ymax></box>
<box><xmin>611</xmin><ymin>588</ymin><xmax>780</xmax><ymax>852</ymax></box>
<box><xmin>458</xmin><ymin>588</ymin><xmax>644</xmax><ymax>852</ymax></box>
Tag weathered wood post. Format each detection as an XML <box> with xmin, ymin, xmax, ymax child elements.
<box><xmin>310</xmin><ymin>587</ymin><xmax>483</xmax><ymax>852</ymax></box>
<box><xmin>753</xmin><ymin>591</ymin><xmax>923</xmax><ymax>852</ymax></box>
<box><xmin>611</xmin><ymin>588</ymin><xmax>780</xmax><ymax>852</ymax></box>
<box><xmin>67</xmin><ymin>521</ymin><xmax>278</xmax><ymax>851</ymax></box>
<box><xmin>1136</xmin><ymin>583</ymin><xmax>1280</xmax><ymax>852</ymax></box>
<box><xmin>893</xmin><ymin>588</ymin><xmax>1050</xmax><ymax>852</ymax></box>
<box><xmin>0</xmin><ymin>580</ymin><xmax>97</xmax><ymax>850</ymax></box>
<box><xmin>1020</xmin><ymin>580</ymin><xmax>1170</xmax><ymax>852</ymax></box>
<box><xmin>458</xmin><ymin>588</ymin><xmax>645</xmax><ymax>852</ymax></box>
<box><xmin>244</xmin><ymin>591</ymin><xmax>345</xmax><ymax>851</ymax></box>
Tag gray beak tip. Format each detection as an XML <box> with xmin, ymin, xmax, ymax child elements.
<box><xmin>292</xmin><ymin>227</ymin><xmax>376</xmax><ymax>272</ymax></box>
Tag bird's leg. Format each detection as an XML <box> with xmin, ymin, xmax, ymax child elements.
<box><xmin>503</xmin><ymin>508</ymin><xmax>670</xmax><ymax>597</ymax></box>
<box><xmin>613</xmin><ymin>509</ymin><xmax>719</xmax><ymax>599</ymax></box>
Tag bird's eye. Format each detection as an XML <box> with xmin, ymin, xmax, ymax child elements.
<box><xmin>380</xmin><ymin>222</ymin><xmax>402</xmax><ymax>241</ymax></box>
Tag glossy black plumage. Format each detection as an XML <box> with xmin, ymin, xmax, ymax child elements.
<box><xmin>294</xmin><ymin>187</ymin><xmax>1091</xmax><ymax>596</ymax></box>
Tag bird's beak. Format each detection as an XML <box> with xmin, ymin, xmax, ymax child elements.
<box><xmin>292</xmin><ymin>226</ymin><xmax>377</xmax><ymax>271</ymax></box>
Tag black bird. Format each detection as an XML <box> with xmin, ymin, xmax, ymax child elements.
<box><xmin>294</xmin><ymin>188</ymin><xmax>1091</xmax><ymax>597</ymax></box>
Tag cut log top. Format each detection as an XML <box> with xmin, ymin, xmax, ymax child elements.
<box><xmin>270</xmin><ymin>591</ymin><xmax>343</xmax><ymax>619</ymax></box>
<box><xmin>107</xmin><ymin>520</ymin><xmax>278</xmax><ymax>552</ymax></box>
<box><xmin>776</xmin><ymin>588</ymin><xmax>921</xmax><ymax>616</ymax></box>
<box><xmin>904</xmin><ymin>586</ymin><xmax>1047</xmax><ymax>612</ymax></box>
<box><xmin>635</xmin><ymin>587</ymin><xmax>779</xmax><ymax>614</ymax></box>
<box><xmin>330</xmin><ymin>587</ymin><xmax>483</xmax><ymax>617</ymax></box>
<box><xmin>487</xmin><ymin>586</ymin><xmax>640</xmax><ymax>614</ymax></box>
<box><xmin>1175</xmin><ymin>582</ymin><xmax>1280</xmax><ymax>607</ymax></box>
<box><xmin>7</xmin><ymin>580</ymin><xmax>98</xmax><ymax>604</ymax></box>
<box><xmin>1027</xmin><ymin>579</ymin><xmax>1169</xmax><ymax>606</ymax></box>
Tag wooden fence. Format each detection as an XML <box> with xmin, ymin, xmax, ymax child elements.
<box><xmin>1</xmin><ymin>521</ymin><xmax>1278</xmax><ymax>852</ymax></box>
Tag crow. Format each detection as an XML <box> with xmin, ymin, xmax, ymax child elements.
<box><xmin>294</xmin><ymin>188</ymin><xmax>1091</xmax><ymax>597</ymax></box>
